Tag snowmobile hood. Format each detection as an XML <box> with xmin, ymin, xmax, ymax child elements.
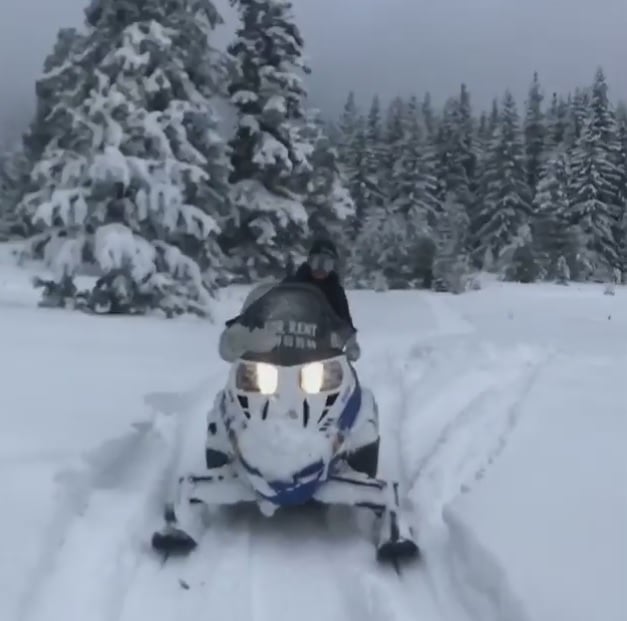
<box><xmin>232</xmin><ymin>381</ymin><xmax>362</xmax><ymax>506</ymax></box>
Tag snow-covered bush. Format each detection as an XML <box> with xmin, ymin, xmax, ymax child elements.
<box><xmin>556</xmin><ymin>255</ymin><xmax>571</xmax><ymax>285</ymax></box>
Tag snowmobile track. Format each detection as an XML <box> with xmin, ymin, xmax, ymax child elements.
<box><xmin>409</xmin><ymin>346</ymin><xmax>554</xmax><ymax>521</ymax></box>
<box><xmin>17</xmin><ymin>318</ymin><xmax>552</xmax><ymax>621</ymax></box>
<box><xmin>17</xmin><ymin>377</ymin><xmax>217</xmax><ymax>621</ymax></box>
<box><xmin>402</xmin><ymin>345</ymin><xmax>554</xmax><ymax>621</ymax></box>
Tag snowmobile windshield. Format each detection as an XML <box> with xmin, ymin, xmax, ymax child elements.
<box><xmin>237</xmin><ymin>283</ymin><xmax>355</xmax><ymax>366</ymax></box>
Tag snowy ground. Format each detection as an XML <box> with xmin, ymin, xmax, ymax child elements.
<box><xmin>0</xmin><ymin>253</ymin><xmax>625</xmax><ymax>621</ymax></box>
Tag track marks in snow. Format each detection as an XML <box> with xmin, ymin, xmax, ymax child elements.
<box><xmin>393</xmin><ymin>338</ymin><xmax>553</xmax><ymax>621</ymax></box>
<box><xmin>20</xmin><ymin>420</ymin><xmax>174</xmax><ymax>621</ymax></box>
<box><xmin>404</xmin><ymin>344</ymin><xmax>552</xmax><ymax>523</ymax></box>
<box><xmin>119</xmin><ymin>506</ymin><xmax>409</xmax><ymax>621</ymax></box>
<box><xmin>442</xmin><ymin>510</ymin><xmax>531</xmax><ymax>621</ymax></box>
<box><xmin>18</xmin><ymin>377</ymin><xmax>215</xmax><ymax>621</ymax></box>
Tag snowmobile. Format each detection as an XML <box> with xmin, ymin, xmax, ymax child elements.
<box><xmin>152</xmin><ymin>282</ymin><xmax>419</xmax><ymax>563</ymax></box>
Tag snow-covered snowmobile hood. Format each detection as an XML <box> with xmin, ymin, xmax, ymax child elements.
<box><xmin>230</xmin><ymin>379</ymin><xmax>362</xmax><ymax>507</ymax></box>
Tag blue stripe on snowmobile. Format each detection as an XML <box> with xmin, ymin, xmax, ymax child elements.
<box><xmin>239</xmin><ymin>452</ymin><xmax>325</xmax><ymax>485</ymax></box>
<box><xmin>257</xmin><ymin>476</ymin><xmax>324</xmax><ymax>506</ymax></box>
<box><xmin>337</xmin><ymin>372</ymin><xmax>362</xmax><ymax>431</ymax></box>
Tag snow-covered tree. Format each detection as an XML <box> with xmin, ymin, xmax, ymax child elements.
<box><xmin>341</xmin><ymin>111</ymin><xmax>378</xmax><ymax>237</ymax></box>
<box><xmin>302</xmin><ymin>110</ymin><xmax>354</xmax><ymax>241</ymax></box>
<box><xmin>432</xmin><ymin>193</ymin><xmax>471</xmax><ymax>292</ymax></box>
<box><xmin>477</xmin><ymin>111</ymin><xmax>490</xmax><ymax>154</ymax></box>
<box><xmin>533</xmin><ymin>150</ymin><xmax>577</xmax><ymax>279</ymax></box>
<box><xmin>389</xmin><ymin>97</ymin><xmax>439</xmax><ymax>227</ymax></box>
<box><xmin>564</xmin><ymin>88</ymin><xmax>589</xmax><ymax>149</ymax></box>
<box><xmin>384</xmin><ymin>96</ymin><xmax>405</xmax><ymax>185</ymax></box>
<box><xmin>338</xmin><ymin>91</ymin><xmax>359</xmax><ymax>169</ymax></box>
<box><xmin>0</xmin><ymin>148</ymin><xmax>30</xmax><ymax>239</ymax></box>
<box><xmin>22</xmin><ymin>27</ymin><xmax>87</xmax><ymax>165</ymax></box>
<box><xmin>524</xmin><ymin>72</ymin><xmax>546</xmax><ymax>194</ymax></box>
<box><xmin>617</xmin><ymin>206</ymin><xmax>627</xmax><ymax>282</ymax></box>
<box><xmin>476</xmin><ymin>90</ymin><xmax>532</xmax><ymax>268</ymax></box>
<box><xmin>545</xmin><ymin>92</ymin><xmax>569</xmax><ymax>155</ymax></box>
<box><xmin>499</xmin><ymin>223</ymin><xmax>540</xmax><ymax>283</ymax></box>
<box><xmin>616</xmin><ymin>112</ymin><xmax>627</xmax><ymax>280</ymax></box>
<box><xmin>421</xmin><ymin>92</ymin><xmax>437</xmax><ymax>143</ymax></box>
<box><xmin>363</xmin><ymin>95</ymin><xmax>386</xmax><ymax>209</ymax></box>
<box><xmin>435</xmin><ymin>94</ymin><xmax>473</xmax><ymax>210</ymax></box>
<box><xmin>18</xmin><ymin>0</ymin><xmax>231</xmax><ymax>316</ymax></box>
<box><xmin>488</xmin><ymin>98</ymin><xmax>500</xmax><ymax>136</ymax></box>
<box><xmin>458</xmin><ymin>84</ymin><xmax>477</xmax><ymax>186</ymax></box>
<box><xmin>225</xmin><ymin>0</ymin><xmax>313</xmax><ymax>278</ymax></box>
<box><xmin>555</xmin><ymin>255</ymin><xmax>570</xmax><ymax>284</ymax></box>
<box><xmin>568</xmin><ymin>68</ymin><xmax>622</xmax><ymax>278</ymax></box>
<box><xmin>349</xmin><ymin>206</ymin><xmax>435</xmax><ymax>290</ymax></box>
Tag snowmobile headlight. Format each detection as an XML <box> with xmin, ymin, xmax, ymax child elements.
<box><xmin>236</xmin><ymin>362</ymin><xmax>278</xmax><ymax>395</ymax></box>
<box><xmin>256</xmin><ymin>363</ymin><xmax>279</xmax><ymax>395</ymax></box>
<box><xmin>300</xmin><ymin>360</ymin><xmax>343</xmax><ymax>394</ymax></box>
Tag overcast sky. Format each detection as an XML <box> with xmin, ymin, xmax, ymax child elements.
<box><xmin>1</xmin><ymin>0</ymin><xmax>625</xmax><ymax>146</ymax></box>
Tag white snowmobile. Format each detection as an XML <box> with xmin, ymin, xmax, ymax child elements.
<box><xmin>152</xmin><ymin>282</ymin><xmax>419</xmax><ymax>563</ymax></box>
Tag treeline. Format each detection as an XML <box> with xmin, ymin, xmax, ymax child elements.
<box><xmin>333</xmin><ymin>71</ymin><xmax>627</xmax><ymax>291</ymax></box>
<box><xmin>0</xmin><ymin>0</ymin><xmax>624</xmax><ymax>319</ymax></box>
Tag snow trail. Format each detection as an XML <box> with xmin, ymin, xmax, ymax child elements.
<box><xmin>19</xmin><ymin>375</ymin><xmax>218</xmax><ymax>621</ymax></box>
<box><xmin>12</xmin><ymin>288</ymin><xmax>563</xmax><ymax>621</ymax></box>
<box><xmin>366</xmin><ymin>293</ymin><xmax>555</xmax><ymax>621</ymax></box>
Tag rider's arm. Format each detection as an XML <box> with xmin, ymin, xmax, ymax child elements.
<box><xmin>336</xmin><ymin>285</ymin><xmax>356</xmax><ymax>331</ymax></box>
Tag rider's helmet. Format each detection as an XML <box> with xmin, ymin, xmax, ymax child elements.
<box><xmin>307</xmin><ymin>238</ymin><xmax>339</xmax><ymax>279</ymax></box>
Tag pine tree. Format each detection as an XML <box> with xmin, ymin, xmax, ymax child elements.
<box><xmin>338</xmin><ymin>91</ymin><xmax>359</xmax><ymax>169</ymax></box>
<box><xmin>18</xmin><ymin>0</ymin><xmax>231</xmax><ymax>316</ymax></box>
<box><xmin>488</xmin><ymin>98</ymin><xmax>500</xmax><ymax>135</ymax></box>
<box><xmin>458</xmin><ymin>84</ymin><xmax>477</xmax><ymax>185</ymax></box>
<box><xmin>351</xmin><ymin>96</ymin><xmax>439</xmax><ymax>289</ymax></box>
<box><xmin>389</xmin><ymin>97</ymin><xmax>439</xmax><ymax>224</ymax></box>
<box><xmin>545</xmin><ymin>93</ymin><xmax>569</xmax><ymax>154</ymax></box>
<box><xmin>476</xmin><ymin>90</ymin><xmax>532</xmax><ymax>273</ymax></box>
<box><xmin>617</xmin><ymin>204</ymin><xmax>627</xmax><ymax>282</ymax></box>
<box><xmin>564</xmin><ymin>88</ymin><xmax>590</xmax><ymax>148</ymax></box>
<box><xmin>524</xmin><ymin>72</ymin><xmax>546</xmax><ymax>193</ymax></box>
<box><xmin>568</xmin><ymin>68</ymin><xmax>622</xmax><ymax>277</ymax></box>
<box><xmin>533</xmin><ymin>150</ymin><xmax>576</xmax><ymax>279</ymax></box>
<box><xmin>384</xmin><ymin>96</ymin><xmax>405</xmax><ymax>186</ymax></box>
<box><xmin>24</xmin><ymin>28</ymin><xmax>87</xmax><ymax>159</ymax></box>
<box><xmin>435</xmin><ymin>95</ymin><xmax>472</xmax><ymax>210</ymax></box>
<box><xmin>421</xmin><ymin>92</ymin><xmax>436</xmax><ymax>142</ymax></box>
<box><xmin>302</xmin><ymin>110</ymin><xmax>354</xmax><ymax>241</ymax></box>
<box><xmin>364</xmin><ymin>95</ymin><xmax>386</xmax><ymax>208</ymax></box>
<box><xmin>343</xmin><ymin>113</ymin><xmax>373</xmax><ymax>235</ymax></box>
<box><xmin>432</xmin><ymin>193</ymin><xmax>470</xmax><ymax>292</ymax></box>
<box><xmin>350</xmin><ymin>206</ymin><xmax>435</xmax><ymax>290</ymax></box>
<box><xmin>0</xmin><ymin>148</ymin><xmax>30</xmax><ymax>238</ymax></box>
<box><xmin>226</xmin><ymin>0</ymin><xmax>313</xmax><ymax>278</ymax></box>
<box><xmin>616</xmin><ymin>111</ymin><xmax>627</xmax><ymax>280</ymax></box>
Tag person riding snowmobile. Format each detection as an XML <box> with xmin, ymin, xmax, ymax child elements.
<box><xmin>218</xmin><ymin>239</ymin><xmax>360</xmax><ymax>362</ymax></box>
<box><xmin>284</xmin><ymin>238</ymin><xmax>356</xmax><ymax>331</ymax></box>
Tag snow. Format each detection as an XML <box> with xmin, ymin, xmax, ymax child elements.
<box><xmin>93</xmin><ymin>224</ymin><xmax>156</xmax><ymax>281</ymax></box>
<box><xmin>438</xmin><ymin>283</ymin><xmax>627</xmax><ymax>621</ymax></box>
<box><xmin>32</xmin><ymin>188</ymin><xmax>88</xmax><ymax>228</ymax></box>
<box><xmin>238</xmin><ymin>415</ymin><xmax>334</xmax><ymax>482</ymax></box>
<box><xmin>231</xmin><ymin>178</ymin><xmax>309</xmax><ymax>226</ymax></box>
<box><xmin>0</xmin><ymin>253</ymin><xmax>624</xmax><ymax>621</ymax></box>
<box><xmin>253</xmin><ymin>132</ymin><xmax>292</xmax><ymax>169</ymax></box>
